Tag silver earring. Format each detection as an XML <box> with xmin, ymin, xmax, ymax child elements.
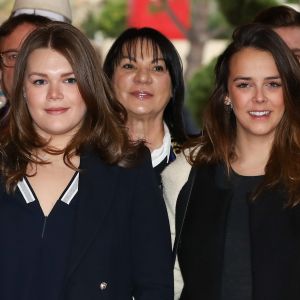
<box><xmin>224</xmin><ymin>96</ymin><xmax>233</xmax><ymax>111</ymax></box>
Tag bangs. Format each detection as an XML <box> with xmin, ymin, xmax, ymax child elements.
<box><xmin>114</xmin><ymin>37</ymin><xmax>166</xmax><ymax>66</ymax></box>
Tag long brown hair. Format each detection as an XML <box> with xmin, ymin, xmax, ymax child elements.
<box><xmin>186</xmin><ymin>23</ymin><xmax>300</xmax><ymax>206</ymax></box>
<box><xmin>0</xmin><ymin>22</ymin><xmax>143</xmax><ymax>192</ymax></box>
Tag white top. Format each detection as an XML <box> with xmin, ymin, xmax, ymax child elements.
<box><xmin>161</xmin><ymin>152</ymin><xmax>192</xmax><ymax>299</ymax></box>
<box><xmin>151</xmin><ymin>123</ymin><xmax>172</xmax><ymax>168</ymax></box>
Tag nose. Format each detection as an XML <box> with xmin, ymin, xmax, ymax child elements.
<box><xmin>253</xmin><ymin>86</ymin><xmax>266</xmax><ymax>103</ymax></box>
<box><xmin>47</xmin><ymin>83</ymin><xmax>63</xmax><ymax>100</ymax></box>
<box><xmin>133</xmin><ymin>68</ymin><xmax>152</xmax><ymax>84</ymax></box>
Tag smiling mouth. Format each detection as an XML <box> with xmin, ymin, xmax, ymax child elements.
<box><xmin>249</xmin><ymin>111</ymin><xmax>271</xmax><ymax>116</ymax></box>
<box><xmin>131</xmin><ymin>90</ymin><xmax>152</xmax><ymax>100</ymax></box>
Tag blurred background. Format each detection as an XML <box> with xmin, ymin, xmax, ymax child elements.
<box><xmin>0</xmin><ymin>0</ymin><xmax>299</xmax><ymax>129</ymax></box>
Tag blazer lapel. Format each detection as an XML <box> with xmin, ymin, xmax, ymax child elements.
<box><xmin>65</xmin><ymin>149</ymin><xmax>120</xmax><ymax>279</ymax></box>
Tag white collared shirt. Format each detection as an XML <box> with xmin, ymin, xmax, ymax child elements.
<box><xmin>151</xmin><ymin>123</ymin><xmax>172</xmax><ymax>168</ymax></box>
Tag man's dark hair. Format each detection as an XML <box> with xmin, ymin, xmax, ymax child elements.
<box><xmin>254</xmin><ymin>5</ymin><xmax>300</xmax><ymax>28</ymax></box>
<box><xmin>0</xmin><ymin>14</ymin><xmax>51</xmax><ymax>42</ymax></box>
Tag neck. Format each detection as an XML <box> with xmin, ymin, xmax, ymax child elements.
<box><xmin>34</xmin><ymin>134</ymin><xmax>72</xmax><ymax>163</ymax></box>
<box><xmin>126</xmin><ymin>117</ymin><xmax>165</xmax><ymax>151</ymax></box>
<box><xmin>231</xmin><ymin>133</ymin><xmax>273</xmax><ymax>176</ymax></box>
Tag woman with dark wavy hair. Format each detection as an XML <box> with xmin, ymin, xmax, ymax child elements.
<box><xmin>163</xmin><ymin>23</ymin><xmax>300</xmax><ymax>299</ymax></box>
<box><xmin>103</xmin><ymin>27</ymin><xmax>187</xmax><ymax>188</ymax></box>
<box><xmin>0</xmin><ymin>22</ymin><xmax>173</xmax><ymax>300</ymax></box>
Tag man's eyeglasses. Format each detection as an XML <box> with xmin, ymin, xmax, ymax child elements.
<box><xmin>0</xmin><ymin>51</ymin><xmax>18</xmax><ymax>68</ymax></box>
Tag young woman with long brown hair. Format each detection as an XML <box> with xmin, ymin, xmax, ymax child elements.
<box><xmin>163</xmin><ymin>23</ymin><xmax>300</xmax><ymax>299</ymax></box>
<box><xmin>0</xmin><ymin>22</ymin><xmax>173</xmax><ymax>300</ymax></box>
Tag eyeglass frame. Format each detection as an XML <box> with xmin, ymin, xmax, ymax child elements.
<box><xmin>0</xmin><ymin>50</ymin><xmax>19</xmax><ymax>68</ymax></box>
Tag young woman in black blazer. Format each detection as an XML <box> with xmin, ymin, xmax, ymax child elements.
<box><xmin>0</xmin><ymin>22</ymin><xmax>173</xmax><ymax>300</ymax></box>
<box><xmin>163</xmin><ymin>23</ymin><xmax>300</xmax><ymax>300</ymax></box>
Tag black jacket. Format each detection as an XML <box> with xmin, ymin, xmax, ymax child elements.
<box><xmin>177</xmin><ymin>163</ymin><xmax>300</xmax><ymax>300</ymax></box>
<box><xmin>0</xmin><ymin>149</ymin><xmax>173</xmax><ymax>300</ymax></box>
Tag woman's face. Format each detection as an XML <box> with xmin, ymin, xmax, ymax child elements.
<box><xmin>24</xmin><ymin>48</ymin><xmax>87</xmax><ymax>141</ymax></box>
<box><xmin>112</xmin><ymin>40</ymin><xmax>172</xmax><ymax>121</ymax></box>
<box><xmin>227</xmin><ymin>47</ymin><xmax>285</xmax><ymax>142</ymax></box>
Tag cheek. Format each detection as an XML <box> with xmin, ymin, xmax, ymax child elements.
<box><xmin>112</xmin><ymin>81</ymin><xmax>128</xmax><ymax>104</ymax></box>
<box><xmin>2</xmin><ymin>69</ymin><xmax>12</xmax><ymax>85</ymax></box>
<box><xmin>229</xmin><ymin>90</ymin><xmax>248</xmax><ymax>109</ymax></box>
<box><xmin>159</xmin><ymin>77</ymin><xmax>172</xmax><ymax>99</ymax></box>
<box><xmin>115</xmin><ymin>78</ymin><xmax>128</xmax><ymax>93</ymax></box>
<box><xmin>26</xmin><ymin>102</ymin><xmax>40</xmax><ymax>122</ymax></box>
<box><xmin>79</xmin><ymin>101</ymin><xmax>87</xmax><ymax>116</ymax></box>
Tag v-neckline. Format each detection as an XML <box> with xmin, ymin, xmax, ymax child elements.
<box><xmin>17</xmin><ymin>171</ymin><xmax>79</xmax><ymax>217</ymax></box>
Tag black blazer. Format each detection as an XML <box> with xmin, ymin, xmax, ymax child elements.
<box><xmin>176</xmin><ymin>163</ymin><xmax>300</xmax><ymax>300</ymax></box>
<box><xmin>0</xmin><ymin>149</ymin><xmax>173</xmax><ymax>300</ymax></box>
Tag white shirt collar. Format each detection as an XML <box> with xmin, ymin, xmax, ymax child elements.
<box><xmin>151</xmin><ymin>123</ymin><xmax>172</xmax><ymax>168</ymax></box>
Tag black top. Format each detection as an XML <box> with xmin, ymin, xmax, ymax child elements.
<box><xmin>0</xmin><ymin>172</ymin><xmax>79</xmax><ymax>300</ymax></box>
<box><xmin>177</xmin><ymin>162</ymin><xmax>300</xmax><ymax>300</ymax></box>
<box><xmin>221</xmin><ymin>169</ymin><xmax>263</xmax><ymax>300</ymax></box>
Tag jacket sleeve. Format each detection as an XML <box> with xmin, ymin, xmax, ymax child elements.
<box><xmin>131</xmin><ymin>152</ymin><xmax>174</xmax><ymax>300</ymax></box>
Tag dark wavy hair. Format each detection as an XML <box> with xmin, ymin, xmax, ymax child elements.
<box><xmin>186</xmin><ymin>23</ymin><xmax>300</xmax><ymax>206</ymax></box>
<box><xmin>0</xmin><ymin>22</ymin><xmax>142</xmax><ymax>192</ymax></box>
<box><xmin>103</xmin><ymin>27</ymin><xmax>187</xmax><ymax>145</ymax></box>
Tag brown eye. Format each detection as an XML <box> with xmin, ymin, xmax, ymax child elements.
<box><xmin>122</xmin><ymin>63</ymin><xmax>134</xmax><ymax>69</ymax></box>
<box><xmin>153</xmin><ymin>65</ymin><xmax>164</xmax><ymax>72</ymax></box>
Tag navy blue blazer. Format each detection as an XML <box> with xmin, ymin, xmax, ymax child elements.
<box><xmin>0</xmin><ymin>149</ymin><xmax>173</xmax><ymax>300</ymax></box>
<box><xmin>177</xmin><ymin>163</ymin><xmax>300</xmax><ymax>300</ymax></box>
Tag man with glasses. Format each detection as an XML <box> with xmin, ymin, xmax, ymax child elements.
<box><xmin>0</xmin><ymin>14</ymin><xmax>50</xmax><ymax>101</ymax></box>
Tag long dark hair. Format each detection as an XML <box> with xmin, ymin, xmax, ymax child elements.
<box><xmin>0</xmin><ymin>22</ymin><xmax>142</xmax><ymax>192</ymax></box>
<box><xmin>103</xmin><ymin>27</ymin><xmax>187</xmax><ymax>145</ymax></box>
<box><xmin>186</xmin><ymin>23</ymin><xmax>300</xmax><ymax>206</ymax></box>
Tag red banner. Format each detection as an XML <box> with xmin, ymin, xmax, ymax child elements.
<box><xmin>127</xmin><ymin>0</ymin><xmax>190</xmax><ymax>39</ymax></box>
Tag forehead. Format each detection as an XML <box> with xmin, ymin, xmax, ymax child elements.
<box><xmin>229</xmin><ymin>47</ymin><xmax>278</xmax><ymax>76</ymax></box>
<box><xmin>273</xmin><ymin>26</ymin><xmax>300</xmax><ymax>51</ymax></box>
<box><xmin>0</xmin><ymin>22</ymin><xmax>37</xmax><ymax>52</ymax></box>
<box><xmin>121</xmin><ymin>38</ymin><xmax>163</xmax><ymax>59</ymax></box>
<box><xmin>26</xmin><ymin>48</ymin><xmax>73</xmax><ymax>72</ymax></box>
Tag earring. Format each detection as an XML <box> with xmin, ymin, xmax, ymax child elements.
<box><xmin>22</xmin><ymin>90</ymin><xmax>27</xmax><ymax>100</ymax></box>
<box><xmin>224</xmin><ymin>96</ymin><xmax>233</xmax><ymax>111</ymax></box>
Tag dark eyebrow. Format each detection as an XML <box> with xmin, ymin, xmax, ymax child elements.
<box><xmin>265</xmin><ymin>76</ymin><xmax>281</xmax><ymax>80</ymax></box>
<box><xmin>121</xmin><ymin>56</ymin><xmax>136</xmax><ymax>62</ymax></box>
<box><xmin>233</xmin><ymin>76</ymin><xmax>280</xmax><ymax>81</ymax></box>
<box><xmin>233</xmin><ymin>76</ymin><xmax>251</xmax><ymax>82</ymax></box>
<box><xmin>27</xmin><ymin>72</ymin><xmax>47</xmax><ymax>77</ymax></box>
<box><xmin>1</xmin><ymin>49</ymin><xmax>18</xmax><ymax>53</ymax></box>
<box><xmin>28</xmin><ymin>72</ymin><xmax>75</xmax><ymax>77</ymax></box>
<box><xmin>120</xmin><ymin>56</ymin><xmax>165</xmax><ymax>64</ymax></box>
<box><xmin>152</xmin><ymin>58</ymin><xmax>166</xmax><ymax>64</ymax></box>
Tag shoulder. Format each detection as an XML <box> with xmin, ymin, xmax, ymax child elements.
<box><xmin>161</xmin><ymin>146</ymin><xmax>199</xmax><ymax>192</ymax></box>
<box><xmin>79</xmin><ymin>146</ymin><xmax>155</xmax><ymax>190</ymax></box>
<box><xmin>161</xmin><ymin>150</ymin><xmax>192</xmax><ymax>193</ymax></box>
<box><xmin>161</xmin><ymin>150</ymin><xmax>192</xmax><ymax>240</ymax></box>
